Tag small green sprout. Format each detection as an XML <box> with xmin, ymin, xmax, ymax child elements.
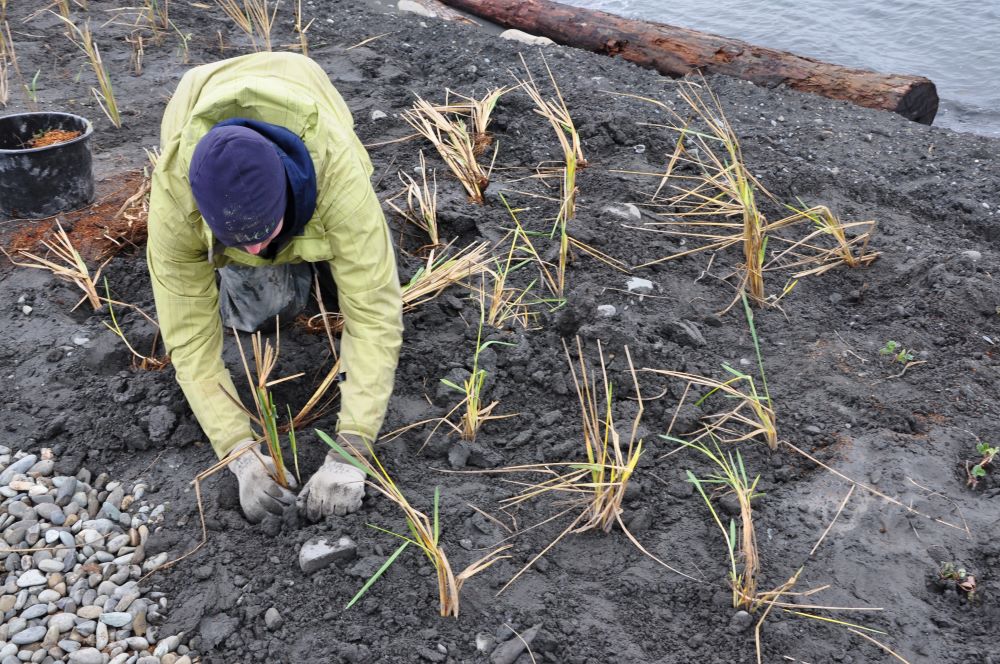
<box><xmin>967</xmin><ymin>441</ymin><xmax>997</xmax><ymax>487</ymax></box>
<box><xmin>24</xmin><ymin>69</ymin><xmax>40</xmax><ymax>103</ymax></box>
<box><xmin>939</xmin><ymin>562</ymin><xmax>977</xmax><ymax>600</ymax></box>
<box><xmin>878</xmin><ymin>340</ymin><xmax>914</xmax><ymax>364</ymax></box>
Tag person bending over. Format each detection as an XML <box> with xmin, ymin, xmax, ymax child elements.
<box><xmin>147</xmin><ymin>52</ymin><xmax>402</xmax><ymax>524</ymax></box>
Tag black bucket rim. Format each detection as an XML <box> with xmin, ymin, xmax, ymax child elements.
<box><xmin>0</xmin><ymin>111</ymin><xmax>94</xmax><ymax>155</ymax></box>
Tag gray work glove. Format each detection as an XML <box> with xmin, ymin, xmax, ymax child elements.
<box><xmin>226</xmin><ymin>439</ymin><xmax>298</xmax><ymax>523</ymax></box>
<box><xmin>298</xmin><ymin>433</ymin><xmax>368</xmax><ymax>521</ymax></box>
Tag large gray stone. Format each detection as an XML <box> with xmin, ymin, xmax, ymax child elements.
<box><xmin>15</xmin><ymin>569</ymin><xmax>46</xmax><ymax>588</ymax></box>
<box><xmin>11</xmin><ymin>625</ymin><xmax>46</xmax><ymax>645</ymax></box>
<box><xmin>0</xmin><ymin>455</ymin><xmax>37</xmax><ymax>485</ymax></box>
<box><xmin>68</xmin><ymin>648</ymin><xmax>104</xmax><ymax>664</ymax></box>
<box><xmin>100</xmin><ymin>611</ymin><xmax>133</xmax><ymax>628</ymax></box>
<box><xmin>298</xmin><ymin>536</ymin><xmax>357</xmax><ymax>574</ymax></box>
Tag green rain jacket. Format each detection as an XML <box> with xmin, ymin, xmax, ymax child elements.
<box><xmin>147</xmin><ymin>52</ymin><xmax>403</xmax><ymax>458</ymax></box>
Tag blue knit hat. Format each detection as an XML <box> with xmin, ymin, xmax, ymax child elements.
<box><xmin>189</xmin><ymin>125</ymin><xmax>287</xmax><ymax>247</ymax></box>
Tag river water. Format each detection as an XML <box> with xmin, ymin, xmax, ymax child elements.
<box><xmin>563</xmin><ymin>0</ymin><xmax>1000</xmax><ymax>137</ymax></box>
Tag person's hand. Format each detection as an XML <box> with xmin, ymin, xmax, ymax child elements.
<box><xmin>298</xmin><ymin>434</ymin><xmax>368</xmax><ymax>521</ymax></box>
<box><xmin>226</xmin><ymin>439</ymin><xmax>298</xmax><ymax>523</ymax></box>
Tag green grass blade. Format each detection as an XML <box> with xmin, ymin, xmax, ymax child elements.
<box><xmin>345</xmin><ymin>541</ymin><xmax>410</xmax><ymax>609</ymax></box>
<box><xmin>440</xmin><ymin>378</ymin><xmax>465</xmax><ymax>392</ymax></box>
<box><xmin>433</xmin><ymin>486</ymin><xmax>441</xmax><ymax>546</ymax></box>
<box><xmin>315</xmin><ymin>429</ymin><xmax>374</xmax><ymax>478</ymax></box>
<box><xmin>366</xmin><ymin>523</ymin><xmax>420</xmax><ymax>547</ymax></box>
<box><xmin>741</xmin><ymin>291</ymin><xmax>771</xmax><ymax>406</ymax></box>
<box><xmin>286</xmin><ymin>405</ymin><xmax>300</xmax><ymax>484</ymax></box>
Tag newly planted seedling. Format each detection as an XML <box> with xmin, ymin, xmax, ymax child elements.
<box><xmin>680</xmin><ymin>435</ymin><xmax>762</xmax><ymax>608</ymax></box>
<box><xmin>939</xmin><ymin>562</ymin><xmax>977</xmax><ymax>600</ymax></box>
<box><xmin>53</xmin><ymin>16</ymin><xmax>121</xmax><ymax>127</ymax></box>
<box><xmin>648</xmin><ymin>366</ymin><xmax>777</xmax><ymax>450</ymax></box>
<box><xmin>386</xmin><ymin>151</ymin><xmax>440</xmax><ymax>249</ymax></box>
<box><xmin>293</xmin><ymin>0</ymin><xmax>313</xmax><ymax>55</ymax></box>
<box><xmin>481</xmin><ymin>339</ymin><xmax>698</xmax><ymax>592</ymax></box>
<box><xmin>481</xmin><ymin>234</ymin><xmax>544</xmax><ymax>329</ymax></box>
<box><xmin>966</xmin><ymin>441</ymin><xmax>997</xmax><ymax>487</ymax></box>
<box><xmin>402</xmin><ymin>95</ymin><xmax>497</xmax><ymax>204</ymax></box>
<box><xmin>436</xmin><ymin>86</ymin><xmax>513</xmax><ymax>155</ymax></box>
<box><xmin>515</xmin><ymin>54</ymin><xmax>586</xmax><ymax>296</ymax></box>
<box><xmin>440</xmin><ymin>293</ymin><xmax>516</xmax><ymax>440</ymax></box>
<box><xmin>317</xmin><ymin>430</ymin><xmax>509</xmax><ymax>617</ymax></box>
<box><xmin>24</xmin><ymin>69</ymin><xmax>39</xmax><ymax>103</ymax></box>
<box><xmin>222</xmin><ymin>326</ymin><xmax>304</xmax><ymax>488</ymax></box>
<box><xmin>879</xmin><ymin>340</ymin><xmax>914</xmax><ymax>364</ymax></box>
<box><xmin>101</xmin><ymin>279</ymin><xmax>169</xmax><ymax>371</ymax></box>
<box><xmin>215</xmin><ymin>0</ymin><xmax>279</xmax><ymax>51</ymax></box>
<box><xmin>617</xmin><ymin>79</ymin><xmax>877</xmax><ymax>311</ymax></box>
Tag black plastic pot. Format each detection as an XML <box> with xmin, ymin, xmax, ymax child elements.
<box><xmin>0</xmin><ymin>112</ymin><xmax>95</xmax><ymax>219</ymax></box>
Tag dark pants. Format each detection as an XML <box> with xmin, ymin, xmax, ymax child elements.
<box><xmin>218</xmin><ymin>263</ymin><xmax>337</xmax><ymax>333</ymax></box>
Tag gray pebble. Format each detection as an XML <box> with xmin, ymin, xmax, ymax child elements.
<box><xmin>75</xmin><ymin>620</ymin><xmax>97</xmax><ymax>637</ymax></box>
<box><xmin>38</xmin><ymin>589</ymin><xmax>61</xmax><ymax>602</ymax></box>
<box><xmin>264</xmin><ymin>607</ymin><xmax>283</xmax><ymax>631</ymax></box>
<box><xmin>20</xmin><ymin>603</ymin><xmax>49</xmax><ymax>620</ymax></box>
<box><xmin>68</xmin><ymin>648</ymin><xmax>104</xmax><ymax>664</ymax></box>
<box><xmin>49</xmin><ymin>612</ymin><xmax>76</xmax><ymax>632</ymax></box>
<box><xmin>58</xmin><ymin>639</ymin><xmax>81</xmax><ymax>653</ymax></box>
<box><xmin>298</xmin><ymin>536</ymin><xmax>357</xmax><ymax>573</ymax></box>
<box><xmin>153</xmin><ymin>635</ymin><xmax>179</xmax><ymax>656</ymax></box>
<box><xmin>100</xmin><ymin>611</ymin><xmax>133</xmax><ymax>628</ymax></box>
<box><xmin>12</xmin><ymin>625</ymin><xmax>46</xmax><ymax>645</ymax></box>
<box><xmin>7</xmin><ymin>501</ymin><xmax>30</xmax><ymax>519</ymax></box>
<box><xmin>0</xmin><ymin>455</ymin><xmax>38</xmax><ymax>485</ymax></box>
<box><xmin>38</xmin><ymin>559</ymin><xmax>63</xmax><ymax>573</ymax></box>
<box><xmin>56</xmin><ymin>482</ymin><xmax>78</xmax><ymax>508</ymax></box>
<box><xmin>16</xmin><ymin>569</ymin><xmax>46</xmax><ymax>588</ymax></box>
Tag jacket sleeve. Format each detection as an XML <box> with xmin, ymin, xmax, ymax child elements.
<box><xmin>147</xmin><ymin>173</ymin><xmax>253</xmax><ymax>459</ymax></box>
<box><xmin>324</xmin><ymin>182</ymin><xmax>403</xmax><ymax>444</ymax></box>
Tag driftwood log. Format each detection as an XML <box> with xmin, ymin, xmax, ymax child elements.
<box><xmin>437</xmin><ymin>0</ymin><xmax>938</xmax><ymax>124</ymax></box>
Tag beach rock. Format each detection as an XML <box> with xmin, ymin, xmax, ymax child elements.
<box><xmin>603</xmin><ymin>203</ymin><xmax>642</xmax><ymax>222</ymax></box>
<box><xmin>299</xmin><ymin>535</ymin><xmax>358</xmax><ymax>573</ymax></box>
<box><xmin>1</xmin><ymin>455</ymin><xmax>37</xmax><ymax>485</ymax></box>
<box><xmin>68</xmin><ymin>648</ymin><xmax>105</xmax><ymax>664</ymax></box>
<box><xmin>397</xmin><ymin>0</ymin><xmax>435</xmax><ymax>18</ymax></box>
<box><xmin>499</xmin><ymin>29</ymin><xmax>554</xmax><ymax>46</ymax></box>
<box><xmin>728</xmin><ymin>610</ymin><xmax>753</xmax><ymax>633</ymax></box>
<box><xmin>12</xmin><ymin>625</ymin><xmax>46</xmax><ymax>645</ymax></box>
<box><xmin>626</xmin><ymin>277</ymin><xmax>655</xmax><ymax>294</ymax></box>
<box><xmin>100</xmin><ymin>611</ymin><xmax>133</xmax><ymax>628</ymax></box>
<box><xmin>264</xmin><ymin>607</ymin><xmax>283</xmax><ymax>631</ymax></box>
<box><xmin>491</xmin><ymin>623</ymin><xmax>542</xmax><ymax>664</ymax></box>
<box><xmin>16</xmin><ymin>569</ymin><xmax>46</xmax><ymax>588</ymax></box>
<box><xmin>594</xmin><ymin>304</ymin><xmax>616</xmax><ymax>318</ymax></box>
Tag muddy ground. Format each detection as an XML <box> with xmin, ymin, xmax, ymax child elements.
<box><xmin>2</xmin><ymin>1</ymin><xmax>999</xmax><ymax>662</ymax></box>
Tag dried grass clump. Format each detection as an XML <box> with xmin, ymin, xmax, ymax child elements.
<box><xmin>386</xmin><ymin>151</ymin><xmax>439</xmax><ymax>249</ymax></box>
<box><xmin>2</xmin><ymin>221</ymin><xmax>107</xmax><ymax>311</ymax></box>
<box><xmin>515</xmin><ymin>54</ymin><xmax>586</xmax><ymax>296</ymax></box>
<box><xmin>215</xmin><ymin>0</ymin><xmax>278</xmax><ymax>52</ymax></box>
<box><xmin>618</xmin><ymin>78</ymin><xmax>878</xmax><ymax>311</ymax></box>
<box><xmin>53</xmin><ymin>16</ymin><xmax>121</xmax><ymax>127</ymax></box>
<box><xmin>484</xmin><ymin>339</ymin><xmax>697</xmax><ymax>593</ymax></box>
<box><xmin>402</xmin><ymin>96</ymin><xmax>497</xmax><ymax>204</ymax></box>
